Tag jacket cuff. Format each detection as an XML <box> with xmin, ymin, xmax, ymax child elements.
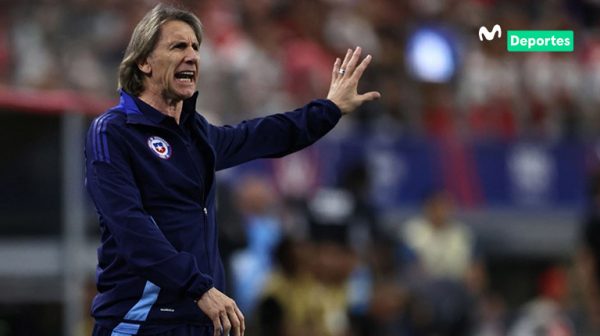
<box><xmin>187</xmin><ymin>276</ymin><xmax>214</xmax><ymax>300</ymax></box>
<box><xmin>320</xmin><ymin>99</ymin><xmax>343</xmax><ymax>118</ymax></box>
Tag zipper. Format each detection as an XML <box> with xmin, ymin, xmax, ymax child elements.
<box><xmin>171</xmin><ymin>130</ymin><xmax>213</xmax><ymax>273</ymax></box>
<box><xmin>202</xmin><ymin>206</ymin><xmax>212</xmax><ymax>272</ymax></box>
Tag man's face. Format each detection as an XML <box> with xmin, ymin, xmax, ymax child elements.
<box><xmin>139</xmin><ymin>20</ymin><xmax>199</xmax><ymax>101</ymax></box>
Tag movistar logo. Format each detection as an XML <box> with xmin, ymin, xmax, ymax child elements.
<box><xmin>478</xmin><ymin>24</ymin><xmax>573</xmax><ymax>52</ymax></box>
<box><xmin>479</xmin><ymin>24</ymin><xmax>502</xmax><ymax>41</ymax></box>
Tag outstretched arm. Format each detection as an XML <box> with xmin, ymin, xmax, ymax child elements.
<box><xmin>210</xmin><ymin>46</ymin><xmax>380</xmax><ymax>170</ymax></box>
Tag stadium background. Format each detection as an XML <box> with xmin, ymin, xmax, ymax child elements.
<box><xmin>0</xmin><ymin>0</ymin><xmax>599</xmax><ymax>335</ymax></box>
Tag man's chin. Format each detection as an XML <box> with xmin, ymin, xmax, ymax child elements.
<box><xmin>179</xmin><ymin>90</ymin><xmax>196</xmax><ymax>100</ymax></box>
<box><xmin>165</xmin><ymin>87</ymin><xmax>196</xmax><ymax>101</ymax></box>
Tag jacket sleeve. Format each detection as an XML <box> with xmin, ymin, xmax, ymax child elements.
<box><xmin>210</xmin><ymin>99</ymin><xmax>342</xmax><ymax>171</ymax></box>
<box><xmin>85</xmin><ymin>114</ymin><xmax>213</xmax><ymax>299</ymax></box>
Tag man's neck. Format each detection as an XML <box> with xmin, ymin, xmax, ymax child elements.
<box><xmin>138</xmin><ymin>91</ymin><xmax>183</xmax><ymax>124</ymax></box>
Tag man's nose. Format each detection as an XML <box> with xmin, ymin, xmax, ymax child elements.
<box><xmin>183</xmin><ymin>47</ymin><xmax>199</xmax><ymax>63</ymax></box>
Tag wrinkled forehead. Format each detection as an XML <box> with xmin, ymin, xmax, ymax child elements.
<box><xmin>158</xmin><ymin>20</ymin><xmax>200</xmax><ymax>45</ymax></box>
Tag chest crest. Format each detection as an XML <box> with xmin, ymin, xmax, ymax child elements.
<box><xmin>147</xmin><ymin>136</ymin><xmax>172</xmax><ymax>159</ymax></box>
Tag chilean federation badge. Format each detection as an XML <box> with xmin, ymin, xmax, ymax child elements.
<box><xmin>147</xmin><ymin>136</ymin><xmax>172</xmax><ymax>159</ymax></box>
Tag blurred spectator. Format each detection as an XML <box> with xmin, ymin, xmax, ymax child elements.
<box><xmin>255</xmin><ymin>237</ymin><xmax>326</xmax><ymax>336</ymax></box>
<box><xmin>304</xmin><ymin>187</ymin><xmax>360</xmax><ymax>336</ymax></box>
<box><xmin>458</xmin><ymin>45</ymin><xmax>520</xmax><ymax>140</ymax></box>
<box><xmin>507</xmin><ymin>265</ymin><xmax>575</xmax><ymax>336</ymax></box>
<box><xmin>398</xmin><ymin>189</ymin><xmax>486</xmax><ymax>335</ymax></box>
<box><xmin>10</xmin><ymin>3</ymin><xmax>63</xmax><ymax>89</ymax></box>
<box><xmin>349</xmin><ymin>239</ymin><xmax>410</xmax><ymax>336</ymax></box>
<box><xmin>311</xmin><ymin>239</ymin><xmax>356</xmax><ymax>336</ymax></box>
<box><xmin>400</xmin><ymin>189</ymin><xmax>484</xmax><ymax>286</ymax></box>
<box><xmin>522</xmin><ymin>52</ymin><xmax>582</xmax><ymax>140</ymax></box>
<box><xmin>254</xmin><ymin>186</ymin><xmax>362</xmax><ymax>335</ymax></box>
<box><xmin>422</xmin><ymin>84</ymin><xmax>459</xmax><ymax>138</ymax></box>
<box><xmin>230</xmin><ymin>175</ymin><xmax>282</xmax><ymax>314</ymax></box>
<box><xmin>472</xmin><ymin>293</ymin><xmax>508</xmax><ymax>336</ymax></box>
<box><xmin>338</xmin><ymin>162</ymin><xmax>382</xmax><ymax>255</ymax></box>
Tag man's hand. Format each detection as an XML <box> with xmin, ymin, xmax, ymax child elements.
<box><xmin>197</xmin><ymin>287</ymin><xmax>245</xmax><ymax>336</ymax></box>
<box><xmin>326</xmin><ymin>46</ymin><xmax>381</xmax><ymax>115</ymax></box>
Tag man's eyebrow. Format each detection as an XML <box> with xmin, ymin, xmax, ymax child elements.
<box><xmin>168</xmin><ymin>40</ymin><xmax>199</xmax><ymax>47</ymax></box>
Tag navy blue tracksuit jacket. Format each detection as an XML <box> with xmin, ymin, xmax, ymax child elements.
<box><xmin>85</xmin><ymin>90</ymin><xmax>341</xmax><ymax>335</ymax></box>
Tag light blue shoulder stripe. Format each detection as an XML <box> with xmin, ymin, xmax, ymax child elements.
<box><xmin>111</xmin><ymin>281</ymin><xmax>160</xmax><ymax>335</ymax></box>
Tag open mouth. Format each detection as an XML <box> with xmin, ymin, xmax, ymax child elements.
<box><xmin>174</xmin><ymin>70</ymin><xmax>195</xmax><ymax>83</ymax></box>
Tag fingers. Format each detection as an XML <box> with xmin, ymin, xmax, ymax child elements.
<box><xmin>214</xmin><ymin>303</ymin><xmax>244</xmax><ymax>336</ymax></box>
<box><xmin>220</xmin><ymin>311</ymin><xmax>232</xmax><ymax>335</ymax></box>
<box><xmin>351</xmin><ymin>54</ymin><xmax>372</xmax><ymax>81</ymax></box>
<box><xmin>225</xmin><ymin>305</ymin><xmax>242</xmax><ymax>336</ymax></box>
<box><xmin>339</xmin><ymin>48</ymin><xmax>353</xmax><ymax>74</ymax></box>
<box><xmin>234</xmin><ymin>305</ymin><xmax>246</xmax><ymax>335</ymax></box>
<box><xmin>212</xmin><ymin>315</ymin><xmax>223</xmax><ymax>336</ymax></box>
<box><xmin>214</xmin><ymin>311</ymin><xmax>235</xmax><ymax>336</ymax></box>
<box><xmin>359</xmin><ymin>91</ymin><xmax>381</xmax><ymax>102</ymax></box>
<box><xmin>344</xmin><ymin>47</ymin><xmax>362</xmax><ymax>77</ymax></box>
<box><xmin>332</xmin><ymin>57</ymin><xmax>341</xmax><ymax>80</ymax></box>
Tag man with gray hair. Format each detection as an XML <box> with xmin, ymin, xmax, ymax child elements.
<box><xmin>85</xmin><ymin>3</ymin><xmax>380</xmax><ymax>336</ymax></box>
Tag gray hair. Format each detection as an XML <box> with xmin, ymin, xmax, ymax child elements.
<box><xmin>118</xmin><ymin>3</ymin><xmax>203</xmax><ymax>96</ymax></box>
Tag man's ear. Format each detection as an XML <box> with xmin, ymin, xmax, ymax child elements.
<box><xmin>138</xmin><ymin>58</ymin><xmax>151</xmax><ymax>76</ymax></box>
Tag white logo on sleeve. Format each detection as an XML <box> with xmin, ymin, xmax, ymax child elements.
<box><xmin>160</xmin><ymin>308</ymin><xmax>175</xmax><ymax>313</ymax></box>
<box><xmin>147</xmin><ymin>136</ymin><xmax>172</xmax><ymax>159</ymax></box>
<box><xmin>479</xmin><ymin>24</ymin><xmax>502</xmax><ymax>41</ymax></box>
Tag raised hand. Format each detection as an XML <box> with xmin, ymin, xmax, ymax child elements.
<box><xmin>326</xmin><ymin>46</ymin><xmax>381</xmax><ymax>115</ymax></box>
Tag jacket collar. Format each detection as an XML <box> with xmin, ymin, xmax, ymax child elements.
<box><xmin>118</xmin><ymin>89</ymin><xmax>199</xmax><ymax>126</ymax></box>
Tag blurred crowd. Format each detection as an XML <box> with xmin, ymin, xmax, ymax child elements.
<box><xmin>213</xmin><ymin>168</ymin><xmax>595</xmax><ymax>336</ymax></box>
<box><xmin>2</xmin><ymin>0</ymin><xmax>600</xmax><ymax>141</ymax></box>
<box><xmin>3</xmin><ymin>0</ymin><xmax>600</xmax><ymax>335</ymax></box>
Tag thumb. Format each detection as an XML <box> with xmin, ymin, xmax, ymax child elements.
<box><xmin>359</xmin><ymin>91</ymin><xmax>381</xmax><ymax>102</ymax></box>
